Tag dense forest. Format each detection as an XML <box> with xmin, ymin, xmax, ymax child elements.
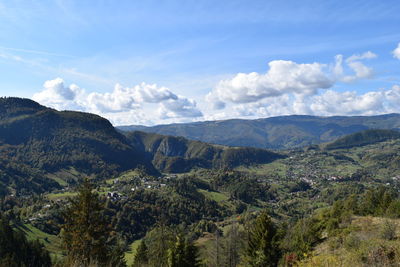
<box><xmin>2</xmin><ymin>98</ymin><xmax>400</xmax><ymax>266</ymax></box>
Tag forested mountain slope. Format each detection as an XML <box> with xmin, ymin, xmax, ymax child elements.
<box><xmin>118</xmin><ymin>114</ymin><xmax>400</xmax><ymax>149</ymax></box>
<box><xmin>126</xmin><ymin>131</ymin><xmax>283</xmax><ymax>172</ymax></box>
<box><xmin>0</xmin><ymin>97</ymin><xmax>284</xmax><ymax>192</ymax></box>
<box><xmin>0</xmin><ymin>98</ymin><xmax>151</xmax><ymax>179</ymax></box>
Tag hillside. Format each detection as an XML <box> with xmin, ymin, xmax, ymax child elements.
<box><xmin>324</xmin><ymin>129</ymin><xmax>400</xmax><ymax>150</ymax></box>
<box><xmin>3</xmin><ymin>103</ymin><xmax>400</xmax><ymax>265</ymax></box>
<box><xmin>118</xmin><ymin>114</ymin><xmax>400</xmax><ymax>149</ymax></box>
<box><xmin>126</xmin><ymin>131</ymin><xmax>284</xmax><ymax>173</ymax></box>
<box><xmin>0</xmin><ymin>98</ymin><xmax>152</xmax><ymax>181</ymax></box>
<box><xmin>0</xmin><ymin>97</ymin><xmax>284</xmax><ymax>193</ymax></box>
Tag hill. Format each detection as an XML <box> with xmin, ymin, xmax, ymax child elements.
<box><xmin>0</xmin><ymin>97</ymin><xmax>284</xmax><ymax>193</ymax></box>
<box><xmin>0</xmin><ymin>98</ymin><xmax>152</xmax><ymax>178</ymax></box>
<box><xmin>118</xmin><ymin>114</ymin><xmax>400</xmax><ymax>149</ymax></box>
<box><xmin>324</xmin><ymin>129</ymin><xmax>400</xmax><ymax>150</ymax></box>
<box><xmin>126</xmin><ymin>131</ymin><xmax>284</xmax><ymax>173</ymax></box>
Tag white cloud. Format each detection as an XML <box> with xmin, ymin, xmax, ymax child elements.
<box><xmin>309</xmin><ymin>90</ymin><xmax>385</xmax><ymax>115</ymax></box>
<box><xmin>208</xmin><ymin>52</ymin><xmax>376</xmax><ymax>108</ymax></box>
<box><xmin>32</xmin><ymin>78</ymin><xmax>85</xmax><ymax>110</ymax></box>
<box><xmin>338</xmin><ymin>52</ymin><xmax>376</xmax><ymax>82</ymax></box>
<box><xmin>221</xmin><ymin>85</ymin><xmax>400</xmax><ymax>120</ymax></box>
<box><xmin>393</xmin><ymin>43</ymin><xmax>400</xmax><ymax>59</ymax></box>
<box><xmin>208</xmin><ymin>60</ymin><xmax>333</xmax><ymax>106</ymax></box>
<box><xmin>346</xmin><ymin>51</ymin><xmax>377</xmax><ymax>62</ymax></box>
<box><xmin>158</xmin><ymin>96</ymin><xmax>203</xmax><ymax>119</ymax></box>
<box><xmin>33</xmin><ymin>78</ymin><xmax>202</xmax><ymax>125</ymax></box>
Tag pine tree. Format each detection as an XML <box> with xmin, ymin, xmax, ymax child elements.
<box><xmin>62</xmin><ymin>178</ymin><xmax>125</xmax><ymax>266</ymax></box>
<box><xmin>132</xmin><ymin>240</ymin><xmax>149</xmax><ymax>267</ymax></box>
<box><xmin>167</xmin><ymin>234</ymin><xmax>200</xmax><ymax>267</ymax></box>
<box><xmin>0</xmin><ymin>216</ymin><xmax>51</xmax><ymax>267</ymax></box>
<box><xmin>147</xmin><ymin>224</ymin><xmax>173</xmax><ymax>267</ymax></box>
<box><xmin>242</xmin><ymin>211</ymin><xmax>281</xmax><ymax>267</ymax></box>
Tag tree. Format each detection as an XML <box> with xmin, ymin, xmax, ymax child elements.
<box><xmin>242</xmin><ymin>211</ymin><xmax>281</xmax><ymax>267</ymax></box>
<box><xmin>61</xmin><ymin>178</ymin><xmax>126</xmax><ymax>266</ymax></box>
<box><xmin>132</xmin><ymin>240</ymin><xmax>149</xmax><ymax>267</ymax></box>
<box><xmin>167</xmin><ymin>234</ymin><xmax>200</xmax><ymax>267</ymax></box>
<box><xmin>223</xmin><ymin>223</ymin><xmax>244</xmax><ymax>267</ymax></box>
<box><xmin>0</xmin><ymin>216</ymin><xmax>51</xmax><ymax>267</ymax></box>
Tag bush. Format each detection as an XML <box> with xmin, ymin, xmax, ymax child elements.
<box><xmin>380</xmin><ymin>220</ymin><xmax>397</xmax><ymax>241</ymax></box>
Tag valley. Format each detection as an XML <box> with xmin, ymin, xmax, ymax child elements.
<box><xmin>2</xmin><ymin>98</ymin><xmax>400</xmax><ymax>266</ymax></box>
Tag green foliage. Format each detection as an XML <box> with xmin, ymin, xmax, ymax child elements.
<box><xmin>61</xmin><ymin>179</ymin><xmax>126</xmax><ymax>266</ymax></box>
<box><xmin>167</xmin><ymin>234</ymin><xmax>200</xmax><ymax>267</ymax></box>
<box><xmin>126</xmin><ymin>131</ymin><xmax>283</xmax><ymax>173</ymax></box>
<box><xmin>380</xmin><ymin>219</ymin><xmax>397</xmax><ymax>240</ymax></box>
<box><xmin>242</xmin><ymin>211</ymin><xmax>281</xmax><ymax>267</ymax></box>
<box><xmin>325</xmin><ymin>129</ymin><xmax>400</xmax><ymax>150</ymax></box>
<box><xmin>282</xmin><ymin>217</ymin><xmax>322</xmax><ymax>258</ymax></box>
<box><xmin>0</xmin><ymin>216</ymin><xmax>52</xmax><ymax>267</ymax></box>
<box><xmin>145</xmin><ymin>225</ymin><xmax>175</xmax><ymax>267</ymax></box>
<box><xmin>0</xmin><ymin>98</ymin><xmax>154</xmax><ymax>184</ymax></box>
<box><xmin>132</xmin><ymin>240</ymin><xmax>149</xmax><ymax>267</ymax></box>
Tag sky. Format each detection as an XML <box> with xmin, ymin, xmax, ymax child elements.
<box><xmin>1</xmin><ymin>0</ymin><xmax>400</xmax><ymax>126</ymax></box>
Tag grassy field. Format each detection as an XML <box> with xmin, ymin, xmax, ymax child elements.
<box><xmin>106</xmin><ymin>169</ymin><xmax>141</xmax><ymax>185</ymax></box>
<box><xmin>236</xmin><ymin>160</ymin><xmax>288</xmax><ymax>177</ymax></box>
<box><xmin>18</xmin><ymin>223</ymin><xmax>63</xmax><ymax>257</ymax></box>
<box><xmin>46</xmin><ymin>191</ymin><xmax>77</xmax><ymax>200</ymax></box>
<box><xmin>198</xmin><ymin>189</ymin><xmax>229</xmax><ymax>203</ymax></box>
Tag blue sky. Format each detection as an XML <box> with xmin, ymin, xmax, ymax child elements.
<box><xmin>1</xmin><ymin>0</ymin><xmax>400</xmax><ymax>125</ymax></box>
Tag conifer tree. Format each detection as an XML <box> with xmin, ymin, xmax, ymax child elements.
<box><xmin>62</xmin><ymin>178</ymin><xmax>125</xmax><ymax>266</ymax></box>
<box><xmin>167</xmin><ymin>234</ymin><xmax>200</xmax><ymax>267</ymax></box>
<box><xmin>242</xmin><ymin>211</ymin><xmax>280</xmax><ymax>267</ymax></box>
<box><xmin>132</xmin><ymin>240</ymin><xmax>149</xmax><ymax>267</ymax></box>
<box><xmin>0</xmin><ymin>216</ymin><xmax>51</xmax><ymax>267</ymax></box>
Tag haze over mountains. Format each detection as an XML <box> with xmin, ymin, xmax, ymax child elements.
<box><xmin>118</xmin><ymin>114</ymin><xmax>400</xmax><ymax>149</ymax></box>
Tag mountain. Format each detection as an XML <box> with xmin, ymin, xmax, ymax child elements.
<box><xmin>324</xmin><ymin>129</ymin><xmax>400</xmax><ymax>150</ymax></box>
<box><xmin>0</xmin><ymin>97</ymin><xmax>284</xmax><ymax>193</ymax></box>
<box><xmin>118</xmin><ymin>114</ymin><xmax>400</xmax><ymax>149</ymax></box>
<box><xmin>0</xmin><ymin>97</ymin><xmax>154</xmax><ymax>191</ymax></box>
<box><xmin>126</xmin><ymin>131</ymin><xmax>283</xmax><ymax>173</ymax></box>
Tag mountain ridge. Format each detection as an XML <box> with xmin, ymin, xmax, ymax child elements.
<box><xmin>117</xmin><ymin>113</ymin><xmax>400</xmax><ymax>149</ymax></box>
<box><xmin>0</xmin><ymin>97</ymin><xmax>284</xmax><ymax>194</ymax></box>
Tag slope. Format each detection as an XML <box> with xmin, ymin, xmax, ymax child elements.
<box><xmin>125</xmin><ymin>131</ymin><xmax>284</xmax><ymax>173</ymax></box>
<box><xmin>118</xmin><ymin>114</ymin><xmax>400</xmax><ymax>149</ymax></box>
<box><xmin>0</xmin><ymin>97</ymin><xmax>153</xmax><ymax>191</ymax></box>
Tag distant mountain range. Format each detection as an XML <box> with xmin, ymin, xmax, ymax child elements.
<box><xmin>118</xmin><ymin>114</ymin><xmax>400</xmax><ymax>149</ymax></box>
<box><xmin>0</xmin><ymin>97</ymin><xmax>282</xmax><ymax>195</ymax></box>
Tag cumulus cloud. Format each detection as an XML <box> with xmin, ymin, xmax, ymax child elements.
<box><xmin>32</xmin><ymin>78</ymin><xmax>85</xmax><ymax>110</ymax></box>
<box><xmin>222</xmin><ymin>85</ymin><xmax>400</xmax><ymax>120</ymax></box>
<box><xmin>33</xmin><ymin>78</ymin><xmax>202</xmax><ymax>124</ymax></box>
<box><xmin>208</xmin><ymin>52</ymin><xmax>376</xmax><ymax>109</ymax></box>
<box><xmin>393</xmin><ymin>43</ymin><xmax>400</xmax><ymax>59</ymax></box>
<box><xmin>207</xmin><ymin>60</ymin><xmax>333</xmax><ymax>108</ymax></box>
<box><xmin>339</xmin><ymin>51</ymin><xmax>376</xmax><ymax>82</ymax></box>
<box><xmin>158</xmin><ymin>96</ymin><xmax>203</xmax><ymax>119</ymax></box>
<box><xmin>310</xmin><ymin>90</ymin><xmax>385</xmax><ymax>115</ymax></box>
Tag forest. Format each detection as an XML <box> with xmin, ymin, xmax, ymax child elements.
<box><xmin>2</xmin><ymin>98</ymin><xmax>400</xmax><ymax>266</ymax></box>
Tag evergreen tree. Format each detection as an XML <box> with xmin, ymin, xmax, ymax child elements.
<box><xmin>132</xmin><ymin>240</ymin><xmax>149</xmax><ymax>267</ymax></box>
<box><xmin>167</xmin><ymin>234</ymin><xmax>200</xmax><ymax>267</ymax></box>
<box><xmin>242</xmin><ymin>211</ymin><xmax>281</xmax><ymax>267</ymax></box>
<box><xmin>61</xmin><ymin>178</ymin><xmax>126</xmax><ymax>266</ymax></box>
<box><xmin>146</xmin><ymin>224</ymin><xmax>174</xmax><ymax>267</ymax></box>
<box><xmin>0</xmin><ymin>216</ymin><xmax>51</xmax><ymax>267</ymax></box>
